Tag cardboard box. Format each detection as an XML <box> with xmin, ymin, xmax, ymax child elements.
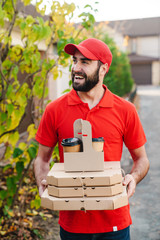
<box><xmin>50</xmin><ymin>161</ymin><xmax>121</xmax><ymax>172</ymax></box>
<box><xmin>64</xmin><ymin>119</ymin><xmax>104</xmax><ymax>172</ymax></box>
<box><xmin>47</xmin><ymin>168</ymin><xmax>122</xmax><ymax>187</ymax></box>
<box><xmin>48</xmin><ymin>183</ymin><xmax>123</xmax><ymax>198</ymax></box>
<box><xmin>41</xmin><ymin>187</ymin><xmax>128</xmax><ymax>211</ymax></box>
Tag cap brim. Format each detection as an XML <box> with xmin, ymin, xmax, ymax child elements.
<box><xmin>64</xmin><ymin>43</ymin><xmax>98</xmax><ymax>60</ymax></box>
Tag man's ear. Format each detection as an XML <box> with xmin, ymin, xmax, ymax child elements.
<box><xmin>100</xmin><ymin>63</ymin><xmax>108</xmax><ymax>76</ymax></box>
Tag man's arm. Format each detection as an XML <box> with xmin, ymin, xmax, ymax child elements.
<box><xmin>34</xmin><ymin>144</ymin><xmax>54</xmax><ymax>196</ymax></box>
<box><xmin>123</xmin><ymin>145</ymin><xmax>149</xmax><ymax>198</ymax></box>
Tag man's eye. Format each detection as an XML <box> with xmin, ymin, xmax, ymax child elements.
<box><xmin>73</xmin><ymin>59</ymin><xmax>77</xmax><ymax>63</ymax></box>
<box><xmin>82</xmin><ymin>61</ymin><xmax>88</xmax><ymax>64</ymax></box>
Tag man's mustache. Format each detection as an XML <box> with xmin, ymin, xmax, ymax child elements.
<box><xmin>72</xmin><ymin>71</ymin><xmax>87</xmax><ymax>78</ymax></box>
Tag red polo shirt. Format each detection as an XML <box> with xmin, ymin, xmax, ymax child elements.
<box><xmin>36</xmin><ymin>85</ymin><xmax>146</xmax><ymax>233</ymax></box>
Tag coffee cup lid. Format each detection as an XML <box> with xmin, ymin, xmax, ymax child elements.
<box><xmin>61</xmin><ymin>138</ymin><xmax>82</xmax><ymax>147</ymax></box>
<box><xmin>92</xmin><ymin>137</ymin><xmax>104</xmax><ymax>142</ymax></box>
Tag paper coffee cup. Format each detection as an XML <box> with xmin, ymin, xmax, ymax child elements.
<box><xmin>61</xmin><ymin>138</ymin><xmax>82</xmax><ymax>152</ymax></box>
<box><xmin>92</xmin><ymin>137</ymin><xmax>104</xmax><ymax>152</ymax></box>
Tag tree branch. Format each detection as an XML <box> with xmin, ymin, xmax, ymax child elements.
<box><xmin>2</xmin><ymin>0</ymin><xmax>7</xmax><ymax>8</ymax></box>
<box><xmin>1</xmin><ymin>0</ymin><xmax>18</xmax><ymax>62</ymax></box>
<box><xmin>11</xmin><ymin>157</ymin><xmax>34</xmax><ymax>208</ymax></box>
<box><xmin>0</xmin><ymin>59</ymin><xmax>7</xmax><ymax>102</ymax></box>
<box><xmin>40</xmin><ymin>62</ymin><xmax>57</xmax><ymax>113</ymax></box>
<box><xmin>0</xmin><ymin>112</ymin><xmax>26</xmax><ymax>138</ymax></box>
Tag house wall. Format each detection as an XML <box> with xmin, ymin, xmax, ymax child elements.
<box><xmin>127</xmin><ymin>35</ymin><xmax>160</xmax><ymax>85</ymax></box>
<box><xmin>136</xmin><ymin>36</ymin><xmax>159</xmax><ymax>58</ymax></box>
<box><xmin>105</xmin><ymin>26</ymin><xmax>127</xmax><ymax>52</ymax></box>
<box><xmin>152</xmin><ymin>61</ymin><xmax>160</xmax><ymax>85</ymax></box>
<box><xmin>11</xmin><ymin>28</ymin><xmax>48</xmax><ymax>51</ymax></box>
<box><xmin>48</xmin><ymin>66</ymin><xmax>71</xmax><ymax>101</ymax></box>
<box><xmin>128</xmin><ymin>35</ymin><xmax>160</xmax><ymax>58</ymax></box>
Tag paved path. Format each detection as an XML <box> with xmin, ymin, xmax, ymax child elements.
<box><xmin>128</xmin><ymin>85</ymin><xmax>160</xmax><ymax>240</ymax></box>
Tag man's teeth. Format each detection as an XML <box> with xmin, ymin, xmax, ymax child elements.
<box><xmin>75</xmin><ymin>75</ymin><xmax>84</xmax><ymax>79</ymax></box>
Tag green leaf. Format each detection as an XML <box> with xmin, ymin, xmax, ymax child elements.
<box><xmin>7</xmin><ymin>104</ymin><xmax>14</xmax><ymax>116</ymax></box>
<box><xmin>21</xmin><ymin>22</ymin><xmax>27</xmax><ymax>30</ymax></box>
<box><xmin>7</xmin><ymin>197</ymin><xmax>13</xmax><ymax>207</ymax></box>
<box><xmin>0</xmin><ymin>190</ymin><xmax>7</xmax><ymax>200</ymax></box>
<box><xmin>30</xmin><ymin>140</ymin><xmax>38</xmax><ymax>148</ymax></box>
<box><xmin>12</xmin><ymin>66</ymin><xmax>19</xmax><ymax>80</ymax></box>
<box><xmin>13</xmin><ymin>148</ymin><xmax>23</xmax><ymax>158</ymax></box>
<box><xmin>0</xmin><ymin>125</ymin><xmax>5</xmax><ymax>135</ymax></box>
<box><xmin>57</xmin><ymin>30</ymin><xmax>64</xmax><ymax>38</ymax></box>
<box><xmin>84</xmin><ymin>4</ymin><xmax>92</xmax><ymax>10</ymax></box>
<box><xmin>24</xmin><ymin>0</ymin><xmax>31</xmax><ymax>6</ymax></box>
<box><xmin>33</xmin><ymin>229</ymin><xmax>43</xmax><ymax>239</ymax></box>
<box><xmin>3</xmin><ymin>164</ymin><xmax>12</xmax><ymax>173</ymax></box>
<box><xmin>37</xmin><ymin>17</ymin><xmax>44</xmax><ymax>25</ymax></box>
<box><xmin>62</xmin><ymin>88</ymin><xmax>71</xmax><ymax>94</ymax></box>
<box><xmin>0</xmin><ymin>112</ymin><xmax>7</xmax><ymax>122</ymax></box>
<box><xmin>9</xmin><ymin>131</ymin><xmax>19</xmax><ymax>146</ymax></box>
<box><xmin>31</xmin><ymin>196</ymin><xmax>41</xmax><ymax>209</ymax></box>
<box><xmin>6</xmin><ymin>85</ymin><xmax>13</xmax><ymax>98</ymax></box>
<box><xmin>6</xmin><ymin>177</ymin><xmax>17</xmax><ymax>196</ymax></box>
<box><xmin>16</xmin><ymin>161</ymin><xmax>24</xmax><ymax>177</ymax></box>
<box><xmin>28</xmin><ymin>147</ymin><xmax>37</xmax><ymax>159</ymax></box>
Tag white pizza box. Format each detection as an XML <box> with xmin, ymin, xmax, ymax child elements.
<box><xmin>41</xmin><ymin>187</ymin><xmax>128</xmax><ymax>211</ymax></box>
<box><xmin>48</xmin><ymin>183</ymin><xmax>123</xmax><ymax>198</ymax></box>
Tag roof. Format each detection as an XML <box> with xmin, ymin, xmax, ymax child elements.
<box><xmin>17</xmin><ymin>0</ymin><xmax>49</xmax><ymax>21</ymax></box>
<box><xmin>128</xmin><ymin>54</ymin><xmax>159</xmax><ymax>64</ymax></box>
<box><xmin>107</xmin><ymin>17</ymin><xmax>160</xmax><ymax>37</ymax></box>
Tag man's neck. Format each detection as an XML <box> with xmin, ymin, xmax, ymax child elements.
<box><xmin>77</xmin><ymin>84</ymin><xmax>105</xmax><ymax>109</ymax></box>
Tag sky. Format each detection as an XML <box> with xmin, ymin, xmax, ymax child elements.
<box><xmin>44</xmin><ymin>0</ymin><xmax>160</xmax><ymax>22</ymax></box>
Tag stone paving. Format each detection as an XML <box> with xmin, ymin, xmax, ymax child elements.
<box><xmin>39</xmin><ymin>85</ymin><xmax>160</xmax><ymax>240</ymax></box>
<box><xmin>128</xmin><ymin>86</ymin><xmax>160</xmax><ymax>240</ymax></box>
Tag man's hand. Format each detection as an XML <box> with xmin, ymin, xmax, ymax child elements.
<box><xmin>34</xmin><ymin>144</ymin><xmax>53</xmax><ymax>197</ymax></box>
<box><xmin>39</xmin><ymin>179</ymin><xmax>48</xmax><ymax>197</ymax></box>
<box><xmin>123</xmin><ymin>145</ymin><xmax>149</xmax><ymax>198</ymax></box>
<box><xmin>122</xmin><ymin>174</ymin><xmax>136</xmax><ymax>198</ymax></box>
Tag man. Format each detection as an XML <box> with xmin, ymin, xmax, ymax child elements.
<box><xmin>34</xmin><ymin>38</ymin><xmax>149</xmax><ymax>240</ymax></box>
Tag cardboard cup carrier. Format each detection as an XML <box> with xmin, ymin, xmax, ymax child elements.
<box><xmin>41</xmin><ymin>119</ymin><xmax>128</xmax><ymax>211</ymax></box>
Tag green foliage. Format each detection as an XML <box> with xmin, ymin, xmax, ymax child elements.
<box><xmin>0</xmin><ymin>0</ymin><xmax>96</xmax><ymax>234</ymax></box>
<box><xmin>102</xmin><ymin>35</ymin><xmax>134</xmax><ymax>96</ymax></box>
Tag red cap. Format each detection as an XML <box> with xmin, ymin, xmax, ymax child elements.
<box><xmin>64</xmin><ymin>38</ymin><xmax>112</xmax><ymax>67</ymax></box>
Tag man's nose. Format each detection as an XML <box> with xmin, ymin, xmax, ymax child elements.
<box><xmin>73</xmin><ymin>62</ymin><xmax>81</xmax><ymax>72</ymax></box>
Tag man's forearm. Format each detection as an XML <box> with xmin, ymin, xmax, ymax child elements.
<box><xmin>34</xmin><ymin>157</ymin><xmax>50</xmax><ymax>188</ymax></box>
<box><xmin>130</xmin><ymin>156</ymin><xmax>149</xmax><ymax>184</ymax></box>
<box><xmin>123</xmin><ymin>146</ymin><xmax>149</xmax><ymax>198</ymax></box>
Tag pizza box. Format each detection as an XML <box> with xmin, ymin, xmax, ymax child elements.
<box><xmin>47</xmin><ymin>167</ymin><xmax>122</xmax><ymax>187</ymax></box>
<box><xmin>48</xmin><ymin>183</ymin><xmax>123</xmax><ymax>198</ymax></box>
<box><xmin>41</xmin><ymin>187</ymin><xmax>128</xmax><ymax>211</ymax></box>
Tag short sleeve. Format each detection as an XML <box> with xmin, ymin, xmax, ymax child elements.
<box><xmin>36</xmin><ymin>105</ymin><xmax>58</xmax><ymax>147</ymax></box>
<box><xmin>123</xmin><ymin>106</ymin><xmax>147</xmax><ymax>150</ymax></box>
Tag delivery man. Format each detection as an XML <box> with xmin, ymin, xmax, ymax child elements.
<box><xmin>34</xmin><ymin>38</ymin><xmax>149</xmax><ymax>240</ymax></box>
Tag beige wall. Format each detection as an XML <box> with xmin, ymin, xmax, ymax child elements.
<box><xmin>48</xmin><ymin>66</ymin><xmax>71</xmax><ymax>101</ymax></box>
<box><xmin>152</xmin><ymin>61</ymin><xmax>160</xmax><ymax>85</ymax></box>
<box><xmin>137</xmin><ymin>36</ymin><xmax>159</xmax><ymax>58</ymax></box>
<box><xmin>128</xmin><ymin>36</ymin><xmax>160</xmax><ymax>58</ymax></box>
<box><xmin>11</xmin><ymin>28</ymin><xmax>48</xmax><ymax>51</ymax></box>
<box><xmin>105</xmin><ymin>26</ymin><xmax>127</xmax><ymax>52</ymax></box>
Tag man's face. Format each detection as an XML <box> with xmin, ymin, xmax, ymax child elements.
<box><xmin>71</xmin><ymin>51</ymin><xmax>101</xmax><ymax>92</ymax></box>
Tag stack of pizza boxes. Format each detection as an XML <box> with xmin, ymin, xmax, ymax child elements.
<box><xmin>41</xmin><ymin>119</ymin><xmax>128</xmax><ymax>211</ymax></box>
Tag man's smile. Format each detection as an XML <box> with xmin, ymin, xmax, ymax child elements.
<box><xmin>74</xmin><ymin>75</ymin><xmax>85</xmax><ymax>83</ymax></box>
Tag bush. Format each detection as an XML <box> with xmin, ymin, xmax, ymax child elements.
<box><xmin>102</xmin><ymin>34</ymin><xmax>134</xmax><ymax>97</ymax></box>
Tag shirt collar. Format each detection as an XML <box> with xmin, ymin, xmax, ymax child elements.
<box><xmin>67</xmin><ymin>84</ymin><xmax>114</xmax><ymax>108</ymax></box>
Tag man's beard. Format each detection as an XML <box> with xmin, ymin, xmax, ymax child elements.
<box><xmin>71</xmin><ymin>66</ymin><xmax>100</xmax><ymax>92</ymax></box>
